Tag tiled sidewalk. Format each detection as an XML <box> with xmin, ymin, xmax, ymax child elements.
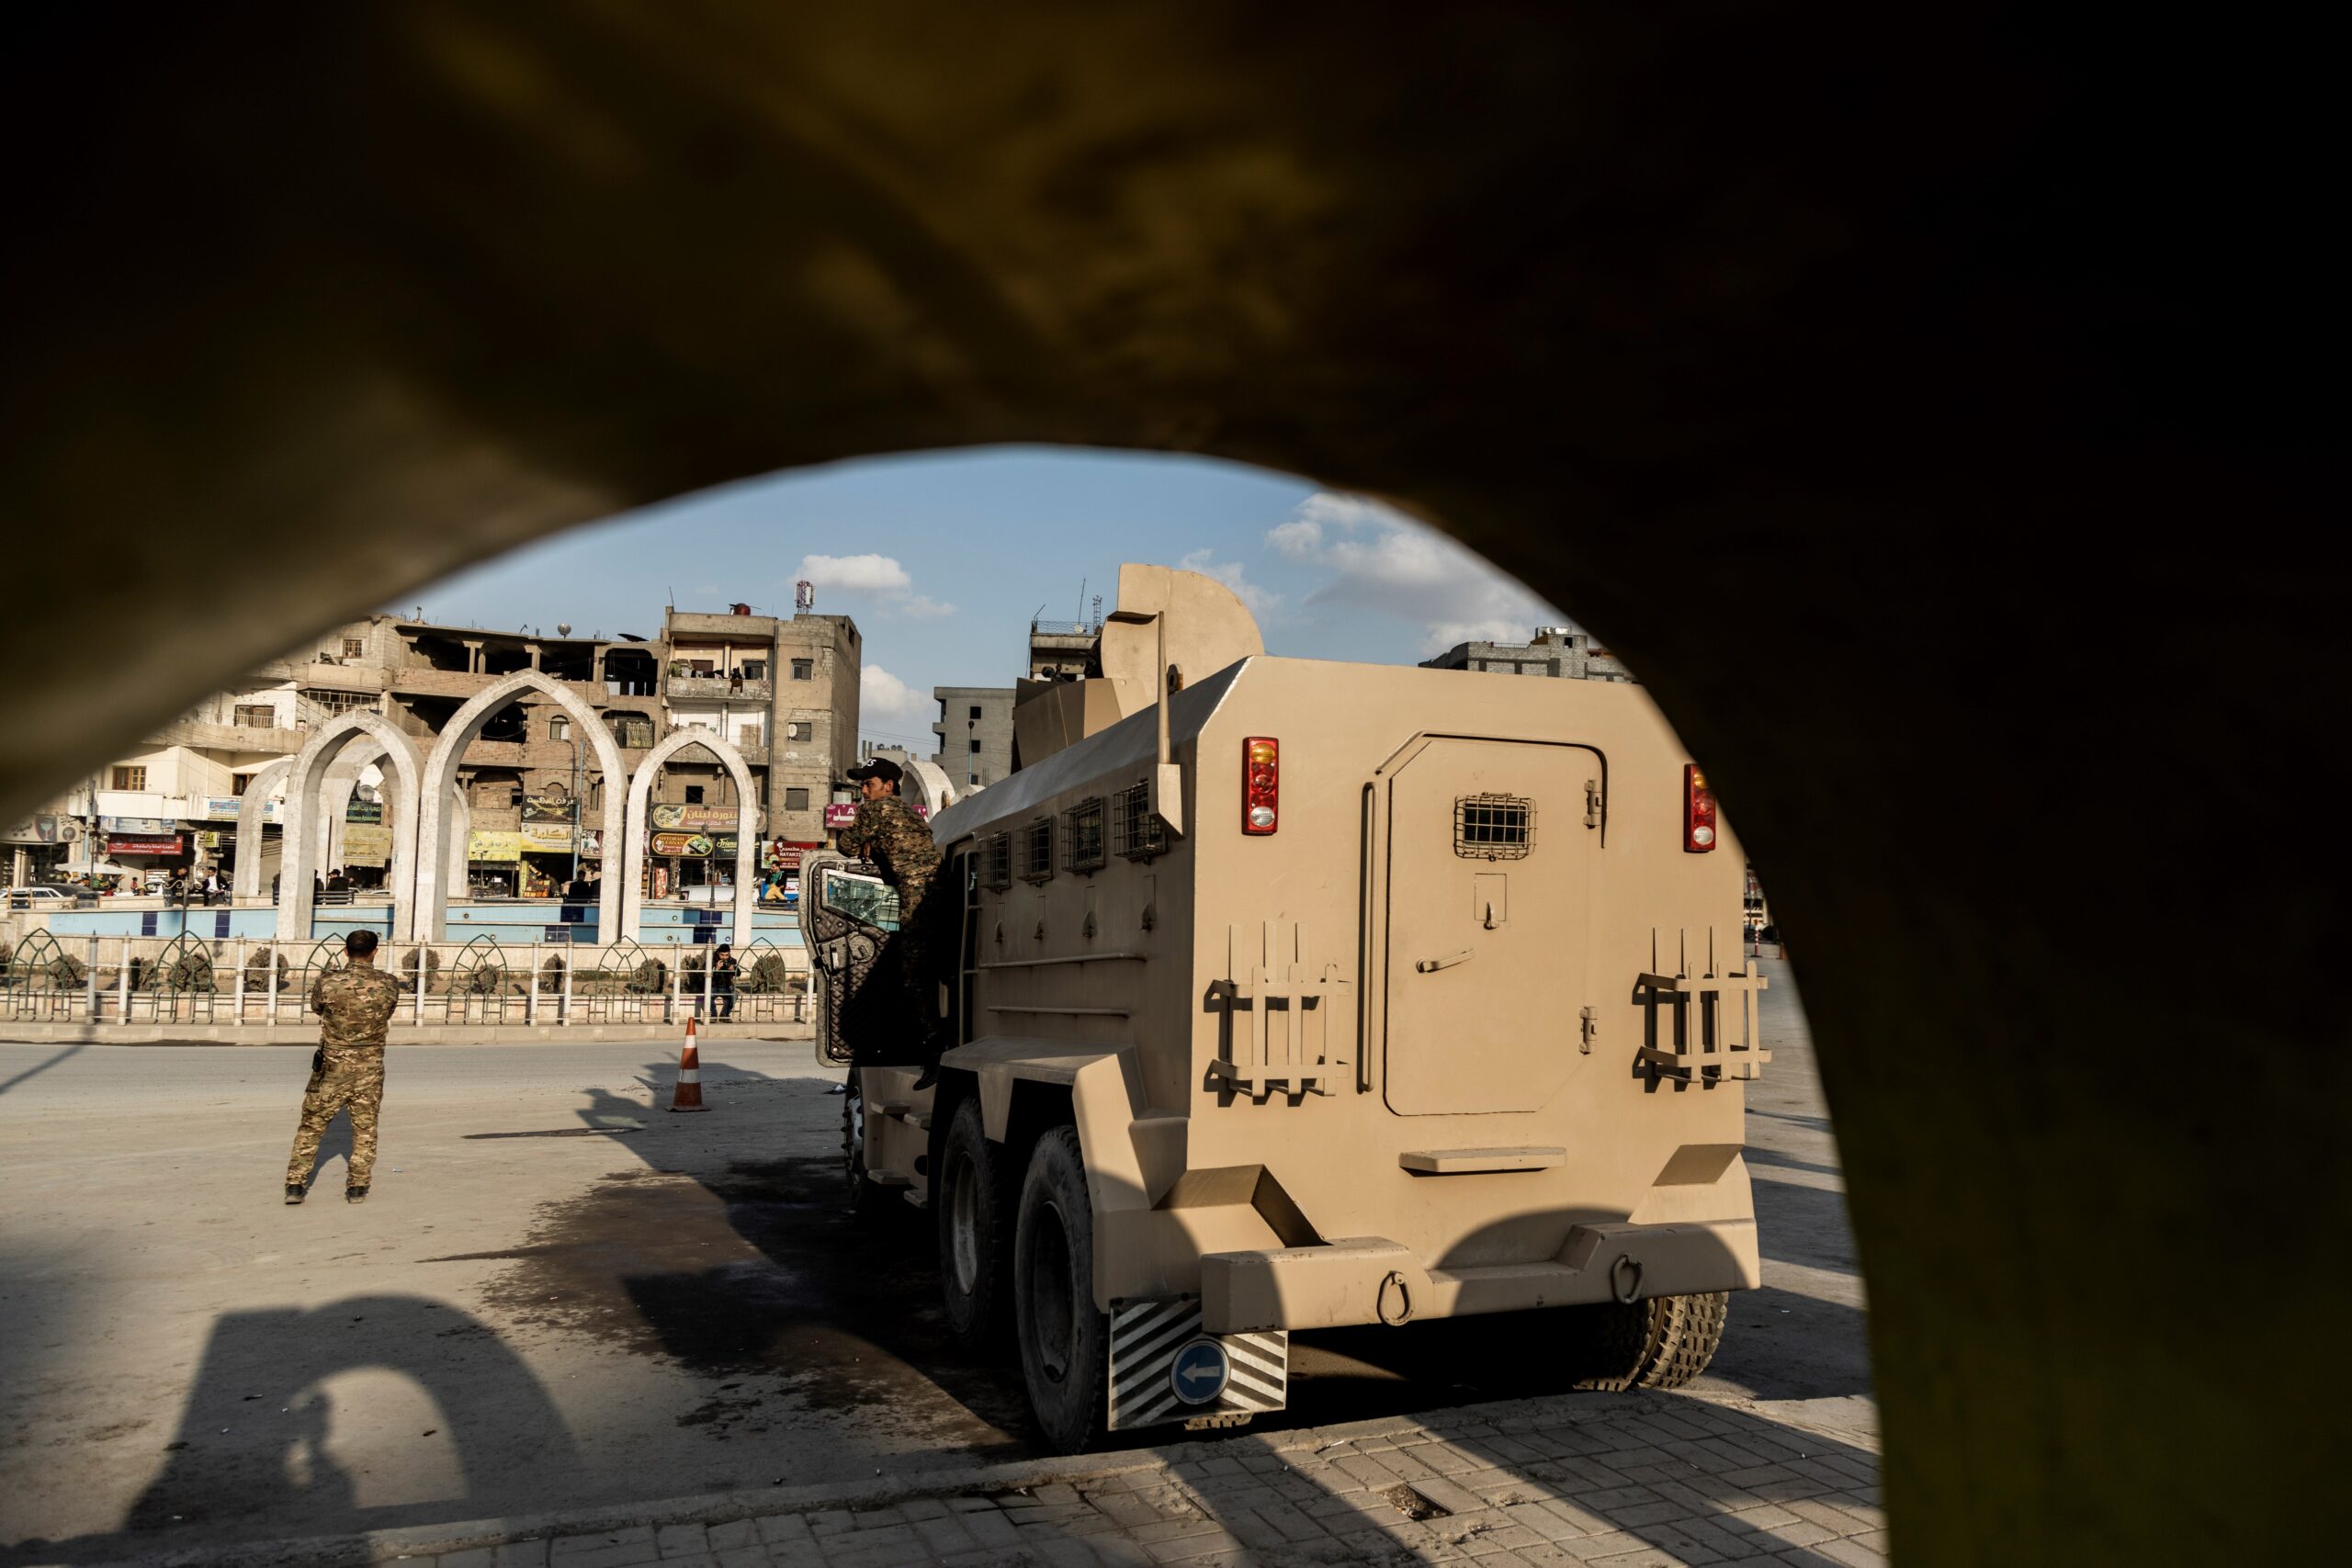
<box><xmin>401</xmin><ymin>1392</ymin><xmax>1883</xmax><ymax>1568</ymax></box>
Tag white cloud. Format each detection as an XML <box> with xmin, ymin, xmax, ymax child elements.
<box><xmin>795</xmin><ymin>553</ymin><xmax>955</xmax><ymax>618</ymax></box>
<box><xmin>1177</xmin><ymin>548</ymin><xmax>1281</xmax><ymax>616</ymax></box>
<box><xmin>1267</xmin><ymin>491</ymin><xmax>1567</xmax><ymax>655</ymax></box>
<box><xmin>861</xmin><ymin>664</ymin><xmax>928</xmax><ymax>721</ymax></box>
<box><xmin>797</xmin><ymin>553</ymin><xmax>910</xmax><ymax>592</ymax></box>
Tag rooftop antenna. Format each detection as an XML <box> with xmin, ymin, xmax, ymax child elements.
<box><xmin>1078</xmin><ymin>577</ymin><xmax>1086</xmax><ymax>624</ymax></box>
<box><xmin>1091</xmin><ymin>592</ymin><xmax>1102</xmax><ymax>631</ymax></box>
<box><xmin>795</xmin><ymin>579</ymin><xmax>815</xmax><ymax>614</ymax></box>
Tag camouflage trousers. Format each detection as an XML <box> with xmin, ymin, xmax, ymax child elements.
<box><xmin>286</xmin><ymin>1045</ymin><xmax>387</xmax><ymax>1189</ymax></box>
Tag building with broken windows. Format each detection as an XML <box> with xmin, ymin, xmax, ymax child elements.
<box><xmin>5</xmin><ymin>601</ymin><xmax>862</xmax><ymax>900</ymax></box>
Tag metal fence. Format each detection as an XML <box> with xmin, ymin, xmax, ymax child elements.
<box><xmin>0</xmin><ymin>931</ymin><xmax>809</xmax><ymax>1029</ymax></box>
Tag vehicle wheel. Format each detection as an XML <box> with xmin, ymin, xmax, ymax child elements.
<box><xmin>1013</xmin><ymin>1125</ymin><xmax>1108</xmax><ymax>1453</ymax></box>
<box><xmin>1570</xmin><ymin>1291</ymin><xmax>1729</xmax><ymax>1391</ymax></box>
<box><xmin>936</xmin><ymin>1096</ymin><xmax>1012</xmax><ymax>1347</ymax></box>
<box><xmin>841</xmin><ymin>1071</ymin><xmax>889</xmax><ymax>1224</ymax></box>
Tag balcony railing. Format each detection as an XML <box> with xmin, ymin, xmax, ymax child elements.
<box><xmin>666</xmin><ymin>675</ymin><xmax>773</xmax><ymax>701</ymax></box>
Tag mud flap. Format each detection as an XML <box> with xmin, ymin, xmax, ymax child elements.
<box><xmin>1107</xmin><ymin>1298</ymin><xmax>1287</xmax><ymax>1431</ymax></box>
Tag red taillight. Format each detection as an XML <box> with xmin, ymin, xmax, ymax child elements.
<box><xmin>1243</xmin><ymin>737</ymin><xmax>1279</xmax><ymax>834</ymax></box>
<box><xmin>1685</xmin><ymin>763</ymin><xmax>1717</xmax><ymax>852</ymax></box>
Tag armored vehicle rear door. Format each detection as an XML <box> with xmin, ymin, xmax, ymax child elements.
<box><xmin>1381</xmin><ymin>738</ymin><xmax>1597</xmax><ymax>1115</ymax></box>
<box><xmin>800</xmin><ymin>857</ymin><xmax>910</xmax><ymax>1066</ymax></box>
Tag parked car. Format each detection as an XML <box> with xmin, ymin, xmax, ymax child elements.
<box><xmin>5</xmin><ymin>886</ymin><xmax>71</xmax><ymax>901</ymax></box>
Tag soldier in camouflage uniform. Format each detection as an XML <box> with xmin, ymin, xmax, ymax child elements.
<box><xmin>838</xmin><ymin>759</ymin><xmax>946</xmax><ymax>1081</ymax></box>
<box><xmin>285</xmin><ymin>929</ymin><xmax>404</xmax><ymax>1204</ymax></box>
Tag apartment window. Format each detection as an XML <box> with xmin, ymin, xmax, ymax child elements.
<box><xmin>969</xmin><ymin>739</ymin><xmax>980</xmax><ymax>754</ymax></box>
<box><xmin>232</xmin><ymin>774</ymin><xmax>251</xmax><ymax>796</ymax></box>
<box><xmin>304</xmin><ymin>689</ymin><xmax>373</xmax><ymax>715</ymax></box>
<box><xmin>969</xmin><ymin>705</ymin><xmax>982</xmax><ymax>720</ymax></box>
<box><xmin>741</xmin><ymin>660</ymin><xmax>766</xmax><ymax>680</ymax></box>
<box><xmin>791</xmin><ymin>658</ymin><xmax>813</xmax><ymax>680</ymax></box>
<box><xmin>968</xmin><ymin>773</ymin><xmax>980</xmax><ymax>785</ymax></box>
<box><xmin>548</xmin><ymin>715</ymin><xmax>570</xmax><ymax>740</ymax></box>
<box><xmin>342</xmin><ymin>637</ymin><xmax>364</xmax><ymax>660</ymax></box>
<box><xmin>785</xmin><ymin>787</ymin><xmax>809</xmax><ymax>812</ymax></box>
<box><xmin>684</xmin><ymin>785</ymin><xmax>705</xmax><ymax>805</ymax></box>
<box><xmin>110</xmin><ymin>766</ymin><xmax>146</xmax><ymax>791</ymax></box>
<box><xmin>739</xmin><ymin>723</ymin><xmax>762</xmax><ymax>748</ymax></box>
<box><xmin>786</xmin><ymin>721</ymin><xmax>813</xmax><ymax>741</ymax></box>
<box><xmin>233</xmin><ymin>704</ymin><xmax>276</xmax><ymax>728</ymax></box>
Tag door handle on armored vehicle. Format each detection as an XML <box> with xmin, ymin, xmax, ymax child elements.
<box><xmin>1414</xmin><ymin>949</ymin><xmax>1474</xmax><ymax>974</ymax></box>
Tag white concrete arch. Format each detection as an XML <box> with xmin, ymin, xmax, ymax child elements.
<box><xmin>232</xmin><ymin>758</ymin><xmax>293</xmax><ymax>903</ymax></box>
<box><xmin>414</xmin><ymin>671</ymin><xmax>624</xmax><ymax>943</ymax></box>
<box><xmin>620</xmin><ymin>728</ymin><xmax>760</xmax><ymax>946</ymax></box>
<box><xmin>277</xmin><ymin>711</ymin><xmax>422</xmax><ymax>941</ymax></box>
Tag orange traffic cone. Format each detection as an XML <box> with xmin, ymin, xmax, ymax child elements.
<box><xmin>668</xmin><ymin>1016</ymin><xmax>708</xmax><ymax>1113</ymax></box>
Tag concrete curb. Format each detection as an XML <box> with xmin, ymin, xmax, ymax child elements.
<box><xmin>36</xmin><ymin>1388</ymin><xmax>1880</xmax><ymax>1568</ymax></box>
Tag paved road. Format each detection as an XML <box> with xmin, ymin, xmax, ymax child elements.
<box><xmin>0</xmin><ymin>955</ymin><xmax>1861</xmax><ymax>1563</ymax></box>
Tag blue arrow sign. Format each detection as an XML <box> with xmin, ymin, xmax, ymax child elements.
<box><xmin>1170</xmin><ymin>1337</ymin><xmax>1229</xmax><ymax>1405</ymax></box>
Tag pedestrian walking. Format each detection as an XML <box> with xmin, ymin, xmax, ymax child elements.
<box><xmin>284</xmin><ymin>930</ymin><xmax>403</xmax><ymax>1205</ymax></box>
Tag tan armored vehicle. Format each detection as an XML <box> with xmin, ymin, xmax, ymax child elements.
<box><xmin>806</xmin><ymin>565</ymin><xmax>1765</xmax><ymax>1451</ymax></box>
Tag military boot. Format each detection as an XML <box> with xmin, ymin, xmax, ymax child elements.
<box><xmin>284</xmin><ymin>1182</ymin><xmax>307</xmax><ymax>1205</ymax></box>
<box><xmin>345</xmin><ymin>1185</ymin><xmax>369</xmax><ymax>1204</ymax></box>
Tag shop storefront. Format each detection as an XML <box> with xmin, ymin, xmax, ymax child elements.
<box><xmin>644</xmin><ymin>804</ymin><xmax>743</xmax><ymax>898</ymax></box>
<box><xmin>3</xmin><ymin>813</ymin><xmax>74</xmax><ymax>886</ymax></box>
<box><xmin>104</xmin><ymin>817</ymin><xmax>190</xmax><ymax>879</ymax></box>
<box><xmin>647</xmin><ymin>828</ymin><xmax>741</xmax><ymax>897</ymax></box>
<box><xmin>468</xmin><ymin>826</ymin><xmax>603</xmax><ymax>899</ymax></box>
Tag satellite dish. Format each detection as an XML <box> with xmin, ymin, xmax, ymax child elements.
<box><xmin>557</xmin><ymin>622</ymin><xmax>572</xmax><ymax>636</ymax></box>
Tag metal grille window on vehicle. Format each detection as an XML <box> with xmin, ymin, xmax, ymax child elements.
<box><xmin>1063</xmin><ymin>797</ymin><xmax>1107</xmax><ymax>874</ymax></box>
<box><xmin>1020</xmin><ymin>818</ymin><xmax>1055</xmax><ymax>882</ymax></box>
<box><xmin>1112</xmin><ymin>781</ymin><xmax>1167</xmax><ymax>860</ymax></box>
<box><xmin>1455</xmin><ymin>794</ymin><xmax>1533</xmax><ymax>860</ymax></box>
<box><xmin>979</xmin><ymin>832</ymin><xmax>1012</xmax><ymax>890</ymax></box>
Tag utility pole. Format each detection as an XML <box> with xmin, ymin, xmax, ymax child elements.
<box><xmin>568</xmin><ymin>736</ymin><xmax>583</xmax><ymax>887</ymax></box>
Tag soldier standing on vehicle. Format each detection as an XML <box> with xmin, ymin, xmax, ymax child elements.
<box><xmin>284</xmin><ymin>929</ymin><xmax>403</xmax><ymax>1205</ymax></box>
<box><xmin>837</xmin><ymin>758</ymin><xmax>945</xmax><ymax>1081</ymax></box>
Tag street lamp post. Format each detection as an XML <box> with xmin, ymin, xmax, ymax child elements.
<box><xmin>568</xmin><ymin>736</ymin><xmax>583</xmax><ymax>888</ymax></box>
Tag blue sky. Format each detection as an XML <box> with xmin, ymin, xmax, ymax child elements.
<box><xmin>397</xmin><ymin>447</ymin><xmax>1566</xmax><ymax>752</ymax></box>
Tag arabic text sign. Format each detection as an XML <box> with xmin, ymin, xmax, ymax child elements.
<box><xmin>107</xmin><ymin>835</ymin><xmax>183</xmax><ymax>856</ymax></box>
<box><xmin>467</xmin><ymin>830</ymin><xmax>527</xmax><ymax>863</ymax></box>
<box><xmin>340</xmin><ymin>823</ymin><xmax>392</xmax><ymax>865</ymax></box>
<box><xmin>650</xmin><ymin>803</ymin><xmax>739</xmax><ymax>831</ymax></box>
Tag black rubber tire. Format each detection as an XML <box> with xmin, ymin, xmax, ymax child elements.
<box><xmin>1012</xmin><ymin>1125</ymin><xmax>1108</xmax><ymax>1453</ymax></box>
<box><xmin>841</xmin><ymin>1071</ymin><xmax>891</xmax><ymax>1224</ymax></box>
<box><xmin>936</xmin><ymin>1096</ymin><xmax>1013</xmax><ymax>1348</ymax></box>
<box><xmin>1571</xmin><ymin>1291</ymin><xmax>1730</xmax><ymax>1391</ymax></box>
